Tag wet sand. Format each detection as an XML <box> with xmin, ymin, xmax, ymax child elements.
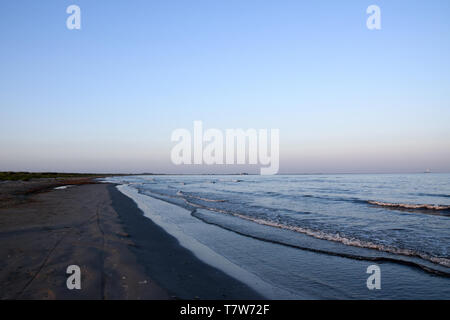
<box><xmin>0</xmin><ymin>180</ymin><xmax>262</xmax><ymax>300</ymax></box>
<box><xmin>108</xmin><ymin>183</ymin><xmax>263</xmax><ymax>299</ymax></box>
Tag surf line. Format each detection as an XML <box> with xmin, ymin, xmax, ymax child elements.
<box><xmin>133</xmin><ymin>187</ymin><xmax>450</xmax><ymax>278</ymax></box>
<box><xmin>189</xmin><ymin>209</ymin><xmax>450</xmax><ymax>278</ymax></box>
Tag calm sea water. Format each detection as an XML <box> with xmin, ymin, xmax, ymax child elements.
<box><xmin>106</xmin><ymin>174</ymin><xmax>450</xmax><ymax>299</ymax></box>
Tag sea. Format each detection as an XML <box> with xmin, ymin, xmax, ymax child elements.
<box><xmin>104</xmin><ymin>173</ymin><xmax>450</xmax><ymax>299</ymax></box>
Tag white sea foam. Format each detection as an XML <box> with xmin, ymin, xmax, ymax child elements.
<box><xmin>54</xmin><ymin>185</ymin><xmax>71</xmax><ymax>190</ymax></box>
<box><xmin>181</xmin><ymin>198</ymin><xmax>450</xmax><ymax>268</ymax></box>
<box><xmin>235</xmin><ymin>214</ymin><xmax>450</xmax><ymax>268</ymax></box>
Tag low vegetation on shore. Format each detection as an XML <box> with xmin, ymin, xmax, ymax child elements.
<box><xmin>0</xmin><ymin>172</ymin><xmax>111</xmax><ymax>181</ymax></box>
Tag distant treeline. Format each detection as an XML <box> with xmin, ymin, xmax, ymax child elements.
<box><xmin>0</xmin><ymin>172</ymin><xmax>112</xmax><ymax>181</ymax></box>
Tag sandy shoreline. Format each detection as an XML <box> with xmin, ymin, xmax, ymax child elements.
<box><xmin>0</xmin><ymin>179</ymin><xmax>261</xmax><ymax>299</ymax></box>
<box><xmin>108</xmin><ymin>183</ymin><xmax>263</xmax><ymax>299</ymax></box>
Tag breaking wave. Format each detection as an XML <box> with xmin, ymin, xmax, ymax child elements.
<box><xmin>367</xmin><ymin>200</ymin><xmax>450</xmax><ymax>211</ymax></box>
<box><xmin>179</xmin><ymin>197</ymin><xmax>450</xmax><ymax>270</ymax></box>
<box><xmin>191</xmin><ymin>210</ymin><xmax>450</xmax><ymax>277</ymax></box>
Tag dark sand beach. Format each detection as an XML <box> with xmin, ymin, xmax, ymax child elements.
<box><xmin>0</xmin><ymin>179</ymin><xmax>262</xmax><ymax>300</ymax></box>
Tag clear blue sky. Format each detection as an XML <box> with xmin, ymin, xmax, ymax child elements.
<box><xmin>1</xmin><ymin>0</ymin><xmax>449</xmax><ymax>173</ymax></box>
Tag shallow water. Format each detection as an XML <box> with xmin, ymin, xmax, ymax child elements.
<box><xmin>106</xmin><ymin>174</ymin><xmax>450</xmax><ymax>299</ymax></box>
